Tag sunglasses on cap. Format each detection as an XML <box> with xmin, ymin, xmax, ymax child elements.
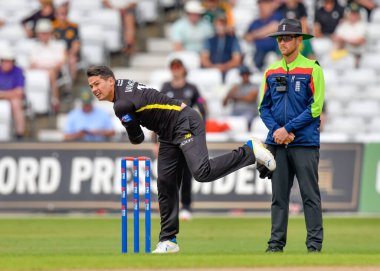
<box><xmin>276</xmin><ymin>35</ymin><xmax>299</xmax><ymax>43</ymax></box>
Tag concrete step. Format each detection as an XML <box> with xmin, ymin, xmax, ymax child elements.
<box><xmin>146</xmin><ymin>37</ymin><xmax>173</xmax><ymax>53</ymax></box>
<box><xmin>129</xmin><ymin>53</ymin><xmax>170</xmax><ymax>69</ymax></box>
<box><xmin>113</xmin><ymin>67</ymin><xmax>157</xmax><ymax>85</ymax></box>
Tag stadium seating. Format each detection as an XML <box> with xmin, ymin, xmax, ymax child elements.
<box><xmin>24</xmin><ymin>69</ymin><xmax>51</xmax><ymax>114</ymax></box>
<box><xmin>86</xmin><ymin>9</ymin><xmax>123</xmax><ymax>52</ymax></box>
<box><xmin>166</xmin><ymin>51</ymin><xmax>201</xmax><ymax>70</ymax></box>
<box><xmin>147</xmin><ymin>38</ymin><xmax>174</xmax><ymax>53</ymax></box>
<box><xmin>1</xmin><ymin>0</ymin><xmax>380</xmax><ymax>142</ymax></box>
<box><xmin>0</xmin><ymin>100</ymin><xmax>12</xmax><ymax>141</ymax></box>
<box><xmin>70</xmin><ymin>0</ymin><xmax>102</xmax><ymax>13</ymax></box>
<box><xmin>79</xmin><ymin>24</ymin><xmax>107</xmax><ymax>66</ymax></box>
<box><xmin>130</xmin><ymin>53</ymin><xmax>169</xmax><ymax>69</ymax></box>
<box><xmin>0</xmin><ymin>23</ymin><xmax>27</xmax><ymax>44</ymax></box>
<box><xmin>149</xmin><ymin>69</ymin><xmax>172</xmax><ymax>90</ymax></box>
<box><xmin>136</xmin><ymin>0</ymin><xmax>159</xmax><ymax>24</ymax></box>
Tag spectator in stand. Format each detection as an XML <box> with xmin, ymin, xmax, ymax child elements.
<box><xmin>222</xmin><ymin>65</ymin><xmax>259</xmax><ymax>131</ymax></box>
<box><xmin>313</xmin><ymin>0</ymin><xmax>345</xmax><ymax>38</ymax></box>
<box><xmin>103</xmin><ymin>0</ymin><xmax>137</xmax><ymax>55</ymax></box>
<box><xmin>348</xmin><ymin>0</ymin><xmax>377</xmax><ymax>21</ymax></box>
<box><xmin>0</xmin><ymin>19</ymin><xmax>5</xmax><ymax>28</ymax></box>
<box><xmin>334</xmin><ymin>2</ymin><xmax>367</xmax><ymax>68</ymax></box>
<box><xmin>162</xmin><ymin>59</ymin><xmax>207</xmax><ymax>121</ymax></box>
<box><xmin>244</xmin><ymin>0</ymin><xmax>282</xmax><ymax>71</ymax></box>
<box><xmin>64</xmin><ymin>88</ymin><xmax>115</xmax><ymax>141</ymax></box>
<box><xmin>200</xmin><ymin>13</ymin><xmax>242</xmax><ymax>81</ymax></box>
<box><xmin>22</xmin><ymin>0</ymin><xmax>55</xmax><ymax>38</ymax></box>
<box><xmin>155</xmin><ymin>58</ymin><xmax>207</xmax><ymax>220</ymax></box>
<box><xmin>202</xmin><ymin>0</ymin><xmax>235</xmax><ymax>33</ymax></box>
<box><xmin>170</xmin><ymin>0</ymin><xmax>214</xmax><ymax>53</ymax></box>
<box><xmin>276</xmin><ymin>0</ymin><xmax>308</xmax><ymax>32</ymax></box>
<box><xmin>29</xmin><ymin>19</ymin><xmax>67</xmax><ymax>113</ymax></box>
<box><xmin>0</xmin><ymin>48</ymin><xmax>26</xmax><ymax>140</ymax></box>
<box><xmin>52</xmin><ymin>0</ymin><xmax>80</xmax><ymax>82</ymax></box>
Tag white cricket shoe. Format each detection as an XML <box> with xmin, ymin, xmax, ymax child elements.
<box><xmin>179</xmin><ymin>209</ymin><xmax>192</xmax><ymax>221</ymax></box>
<box><xmin>247</xmin><ymin>138</ymin><xmax>276</xmax><ymax>171</ymax></box>
<box><xmin>152</xmin><ymin>239</ymin><xmax>180</xmax><ymax>254</ymax></box>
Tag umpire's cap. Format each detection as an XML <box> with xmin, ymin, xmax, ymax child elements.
<box><xmin>268</xmin><ymin>18</ymin><xmax>313</xmax><ymax>40</ymax></box>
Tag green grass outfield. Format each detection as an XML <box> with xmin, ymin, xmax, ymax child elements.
<box><xmin>0</xmin><ymin>216</ymin><xmax>380</xmax><ymax>270</ymax></box>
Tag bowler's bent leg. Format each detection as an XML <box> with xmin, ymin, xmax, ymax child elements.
<box><xmin>176</xmin><ymin>107</ymin><xmax>255</xmax><ymax>183</ymax></box>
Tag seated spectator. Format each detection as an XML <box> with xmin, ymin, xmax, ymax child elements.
<box><xmin>29</xmin><ymin>19</ymin><xmax>67</xmax><ymax>113</ymax></box>
<box><xmin>348</xmin><ymin>0</ymin><xmax>377</xmax><ymax>21</ymax></box>
<box><xmin>276</xmin><ymin>0</ymin><xmax>309</xmax><ymax>32</ymax></box>
<box><xmin>64</xmin><ymin>88</ymin><xmax>115</xmax><ymax>141</ymax></box>
<box><xmin>313</xmin><ymin>0</ymin><xmax>345</xmax><ymax>38</ymax></box>
<box><xmin>170</xmin><ymin>0</ymin><xmax>214</xmax><ymax>53</ymax></box>
<box><xmin>22</xmin><ymin>0</ymin><xmax>55</xmax><ymax>38</ymax></box>
<box><xmin>200</xmin><ymin>13</ymin><xmax>242</xmax><ymax>81</ymax></box>
<box><xmin>0</xmin><ymin>48</ymin><xmax>26</xmax><ymax>140</ymax></box>
<box><xmin>334</xmin><ymin>3</ymin><xmax>367</xmax><ymax>68</ymax></box>
<box><xmin>222</xmin><ymin>65</ymin><xmax>259</xmax><ymax>131</ymax></box>
<box><xmin>103</xmin><ymin>0</ymin><xmax>137</xmax><ymax>55</ymax></box>
<box><xmin>0</xmin><ymin>19</ymin><xmax>4</xmax><ymax>28</ymax></box>
<box><xmin>244</xmin><ymin>0</ymin><xmax>282</xmax><ymax>71</ymax></box>
<box><xmin>52</xmin><ymin>0</ymin><xmax>80</xmax><ymax>81</ymax></box>
<box><xmin>202</xmin><ymin>0</ymin><xmax>235</xmax><ymax>32</ymax></box>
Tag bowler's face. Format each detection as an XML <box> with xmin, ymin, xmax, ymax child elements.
<box><xmin>88</xmin><ymin>75</ymin><xmax>115</xmax><ymax>102</ymax></box>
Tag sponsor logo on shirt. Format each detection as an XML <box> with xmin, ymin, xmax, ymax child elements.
<box><xmin>125</xmin><ymin>80</ymin><xmax>134</xmax><ymax>92</ymax></box>
<box><xmin>180</xmin><ymin>137</ymin><xmax>194</xmax><ymax>147</ymax></box>
<box><xmin>295</xmin><ymin>81</ymin><xmax>301</xmax><ymax>92</ymax></box>
<box><xmin>121</xmin><ymin>114</ymin><xmax>133</xmax><ymax>123</ymax></box>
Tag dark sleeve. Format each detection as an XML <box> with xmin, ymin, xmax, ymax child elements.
<box><xmin>114</xmin><ymin>100</ymin><xmax>144</xmax><ymax>144</ymax></box>
<box><xmin>73</xmin><ymin>25</ymin><xmax>80</xmax><ymax>41</ymax></box>
<box><xmin>22</xmin><ymin>11</ymin><xmax>38</xmax><ymax>25</ymax></box>
<box><xmin>192</xmin><ymin>85</ymin><xmax>207</xmax><ymax>120</ymax></box>
<box><xmin>299</xmin><ymin>4</ymin><xmax>308</xmax><ymax>18</ymax></box>
<box><xmin>314</xmin><ymin>9</ymin><xmax>321</xmax><ymax>23</ymax></box>
<box><xmin>119</xmin><ymin>113</ymin><xmax>145</xmax><ymax>144</ymax></box>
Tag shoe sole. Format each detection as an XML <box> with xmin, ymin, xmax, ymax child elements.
<box><xmin>152</xmin><ymin>247</ymin><xmax>180</xmax><ymax>254</ymax></box>
<box><xmin>251</xmin><ymin>138</ymin><xmax>276</xmax><ymax>171</ymax></box>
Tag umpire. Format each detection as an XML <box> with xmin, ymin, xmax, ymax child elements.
<box><xmin>258</xmin><ymin>18</ymin><xmax>325</xmax><ymax>253</ymax></box>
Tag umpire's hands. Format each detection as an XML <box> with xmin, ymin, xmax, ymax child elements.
<box><xmin>273</xmin><ymin>128</ymin><xmax>295</xmax><ymax>145</ymax></box>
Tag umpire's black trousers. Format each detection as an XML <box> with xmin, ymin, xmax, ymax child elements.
<box><xmin>157</xmin><ymin>106</ymin><xmax>255</xmax><ymax>241</ymax></box>
<box><xmin>268</xmin><ymin>146</ymin><xmax>323</xmax><ymax>251</ymax></box>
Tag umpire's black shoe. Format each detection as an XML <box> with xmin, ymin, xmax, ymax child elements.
<box><xmin>265</xmin><ymin>247</ymin><xmax>283</xmax><ymax>253</ymax></box>
<box><xmin>307</xmin><ymin>248</ymin><xmax>321</xmax><ymax>253</ymax></box>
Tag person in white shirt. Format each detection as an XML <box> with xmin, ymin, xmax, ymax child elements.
<box><xmin>334</xmin><ymin>2</ymin><xmax>367</xmax><ymax>67</ymax></box>
<box><xmin>170</xmin><ymin>0</ymin><xmax>214</xmax><ymax>53</ymax></box>
<box><xmin>30</xmin><ymin>19</ymin><xmax>67</xmax><ymax>112</ymax></box>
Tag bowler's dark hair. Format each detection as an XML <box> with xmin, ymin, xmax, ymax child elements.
<box><xmin>86</xmin><ymin>65</ymin><xmax>116</xmax><ymax>80</ymax></box>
